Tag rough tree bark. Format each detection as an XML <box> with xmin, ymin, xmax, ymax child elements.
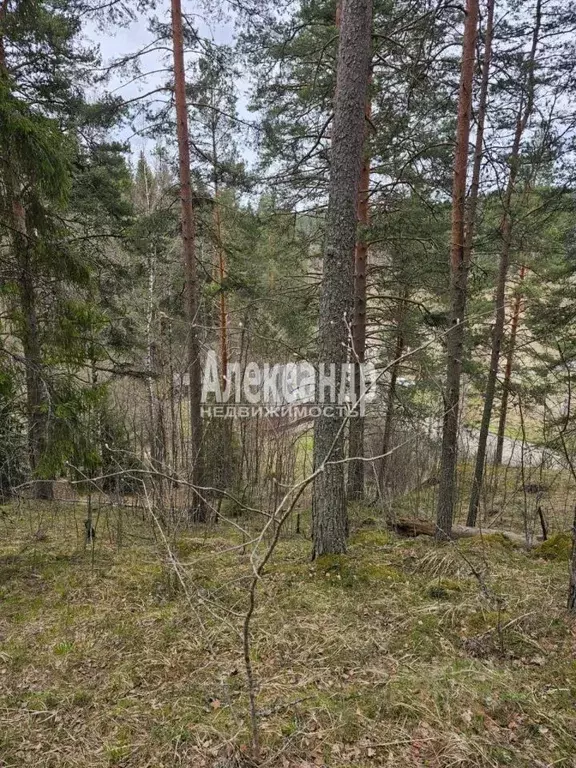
<box><xmin>210</xmin><ymin>180</ymin><xmax>234</xmax><ymax>500</ymax></box>
<box><xmin>170</xmin><ymin>0</ymin><xmax>206</xmax><ymax>521</ymax></box>
<box><xmin>1</xmin><ymin>4</ymin><xmax>52</xmax><ymax>500</ymax></box>
<box><xmin>14</xmin><ymin>202</ymin><xmax>53</xmax><ymax>500</ymax></box>
<box><xmin>209</xmin><ymin>108</ymin><xmax>228</xmax><ymax>392</ymax></box>
<box><xmin>495</xmin><ymin>263</ymin><xmax>526</xmax><ymax>465</ymax></box>
<box><xmin>463</xmin><ymin>0</ymin><xmax>495</xmax><ymax>270</ymax></box>
<box><xmin>467</xmin><ymin>0</ymin><xmax>541</xmax><ymax>527</ymax></box>
<box><xmin>347</xmin><ymin>82</ymin><xmax>372</xmax><ymax>501</ymax></box>
<box><xmin>435</xmin><ymin>0</ymin><xmax>480</xmax><ymax>540</ymax></box>
<box><xmin>312</xmin><ymin>0</ymin><xmax>373</xmax><ymax>557</ymax></box>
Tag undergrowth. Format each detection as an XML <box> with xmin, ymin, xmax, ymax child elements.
<box><xmin>0</xmin><ymin>501</ymin><xmax>575</xmax><ymax>767</ymax></box>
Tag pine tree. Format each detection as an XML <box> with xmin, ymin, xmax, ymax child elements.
<box><xmin>467</xmin><ymin>0</ymin><xmax>543</xmax><ymax>527</ymax></box>
<box><xmin>435</xmin><ymin>0</ymin><xmax>480</xmax><ymax>539</ymax></box>
<box><xmin>170</xmin><ymin>0</ymin><xmax>206</xmax><ymax>520</ymax></box>
<box><xmin>312</xmin><ymin>0</ymin><xmax>372</xmax><ymax>557</ymax></box>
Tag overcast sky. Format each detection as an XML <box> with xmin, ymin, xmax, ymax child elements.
<box><xmin>84</xmin><ymin>3</ymin><xmax>249</xmax><ymax>162</ymax></box>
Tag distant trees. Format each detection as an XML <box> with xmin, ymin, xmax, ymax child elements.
<box><xmin>1</xmin><ymin>0</ymin><xmax>576</xmax><ymax>565</ymax></box>
<box><xmin>468</xmin><ymin>0</ymin><xmax>544</xmax><ymax>526</ymax></box>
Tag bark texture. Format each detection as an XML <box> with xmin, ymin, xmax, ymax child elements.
<box><xmin>14</xmin><ymin>200</ymin><xmax>52</xmax><ymax>500</ymax></box>
<box><xmin>312</xmin><ymin>0</ymin><xmax>373</xmax><ymax>557</ymax></box>
<box><xmin>435</xmin><ymin>0</ymin><xmax>480</xmax><ymax>539</ymax></box>
<box><xmin>170</xmin><ymin>0</ymin><xmax>206</xmax><ymax>520</ymax></box>
<box><xmin>347</xmin><ymin>85</ymin><xmax>372</xmax><ymax>501</ymax></box>
<box><xmin>397</xmin><ymin>517</ymin><xmax>538</xmax><ymax>548</ymax></box>
<box><xmin>2</xmin><ymin>10</ymin><xmax>51</xmax><ymax>499</ymax></box>
<box><xmin>213</xmin><ymin>190</ymin><xmax>228</xmax><ymax>391</ymax></box>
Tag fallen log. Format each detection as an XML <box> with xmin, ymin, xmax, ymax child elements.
<box><xmin>394</xmin><ymin>517</ymin><xmax>539</xmax><ymax>548</ymax></box>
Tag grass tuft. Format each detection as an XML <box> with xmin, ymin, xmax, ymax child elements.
<box><xmin>1</xmin><ymin>501</ymin><xmax>575</xmax><ymax>766</ymax></box>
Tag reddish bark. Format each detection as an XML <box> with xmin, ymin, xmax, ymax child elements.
<box><xmin>170</xmin><ymin>0</ymin><xmax>206</xmax><ymax>520</ymax></box>
<box><xmin>347</xmin><ymin>79</ymin><xmax>372</xmax><ymax>500</ymax></box>
<box><xmin>435</xmin><ymin>0</ymin><xmax>480</xmax><ymax>540</ymax></box>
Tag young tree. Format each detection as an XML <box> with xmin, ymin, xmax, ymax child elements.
<box><xmin>495</xmin><ymin>262</ymin><xmax>526</xmax><ymax>465</ymax></box>
<box><xmin>0</xmin><ymin>0</ymin><xmax>97</xmax><ymax>497</ymax></box>
<box><xmin>170</xmin><ymin>0</ymin><xmax>206</xmax><ymax>520</ymax></box>
<box><xmin>435</xmin><ymin>0</ymin><xmax>480</xmax><ymax>539</ymax></box>
<box><xmin>467</xmin><ymin>0</ymin><xmax>542</xmax><ymax>527</ymax></box>
<box><xmin>312</xmin><ymin>0</ymin><xmax>373</xmax><ymax>557</ymax></box>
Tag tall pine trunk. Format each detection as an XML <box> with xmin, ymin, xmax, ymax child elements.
<box><xmin>467</xmin><ymin>0</ymin><xmax>541</xmax><ymax>526</ymax></box>
<box><xmin>495</xmin><ymin>263</ymin><xmax>526</xmax><ymax>465</ymax></box>
<box><xmin>312</xmin><ymin>0</ymin><xmax>372</xmax><ymax>557</ymax></box>
<box><xmin>170</xmin><ymin>0</ymin><xmax>206</xmax><ymax>521</ymax></box>
<box><xmin>435</xmin><ymin>0</ymin><xmax>480</xmax><ymax>539</ymax></box>
<box><xmin>347</xmin><ymin>86</ymin><xmax>372</xmax><ymax>501</ymax></box>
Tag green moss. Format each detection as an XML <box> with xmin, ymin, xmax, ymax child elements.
<box><xmin>405</xmin><ymin>614</ymin><xmax>442</xmax><ymax>659</ymax></box>
<box><xmin>425</xmin><ymin>578</ymin><xmax>463</xmax><ymax>600</ymax></box>
<box><xmin>356</xmin><ymin>562</ymin><xmax>402</xmax><ymax>582</ymax></box>
<box><xmin>534</xmin><ymin>532</ymin><xmax>572</xmax><ymax>561</ymax></box>
<box><xmin>460</xmin><ymin>532</ymin><xmax>517</xmax><ymax>550</ymax></box>
<box><xmin>2</xmin><ymin>498</ymin><xmax>576</xmax><ymax>766</ymax></box>
<box><xmin>350</xmin><ymin>529</ymin><xmax>390</xmax><ymax>548</ymax></box>
<box><xmin>172</xmin><ymin>537</ymin><xmax>200</xmax><ymax>559</ymax></box>
<box><xmin>314</xmin><ymin>555</ymin><xmax>400</xmax><ymax>588</ymax></box>
<box><xmin>307</xmin><ymin>692</ymin><xmax>364</xmax><ymax>743</ymax></box>
<box><xmin>463</xmin><ymin>609</ymin><xmax>508</xmax><ymax>635</ymax></box>
<box><xmin>314</xmin><ymin>555</ymin><xmax>357</xmax><ymax>587</ymax></box>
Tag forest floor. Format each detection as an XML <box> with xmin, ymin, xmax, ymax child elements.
<box><xmin>0</xmin><ymin>499</ymin><xmax>575</xmax><ymax>767</ymax></box>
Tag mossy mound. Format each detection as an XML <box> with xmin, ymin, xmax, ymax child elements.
<box><xmin>356</xmin><ymin>561</ymin><xmax>402</xmax><ymax>582</ymax></box>
<box><xmin>425</xmin><ymin>578</ymin><xmax>464</xmax><ymax>600</ymax></box>
<box><xmin>458</xmin><ymin>532</ymin><xmax>518</xmax><ymax>551</ymax></box>
<box><xmin>172</xmin><ymin>537</ymin><xmax>199</xmax><ymax>559</ymax></box>
<box><xmin>313</xmin><ymin>554</ymin><xmax>358</xmax><ymax>588</ymax></box>
<box><xmin>314</xmin><ymin>554</ymin><xmax>400</xmax><ymax>587</ymax></box>
<box><xmin>534</xmin><ymin>532</ymin><xmax>572</xmax><ymax>561</ymax></box>
<box><xmin>350</xmin><ymin>529</ymin><xmax>390</xmax><ymax>548</ymax></box>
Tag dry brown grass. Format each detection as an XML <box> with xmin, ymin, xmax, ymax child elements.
<box><xmin>0</xmin><ymin>500</ymin><xmax>575</xmax><ymax>767</ymax></box>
